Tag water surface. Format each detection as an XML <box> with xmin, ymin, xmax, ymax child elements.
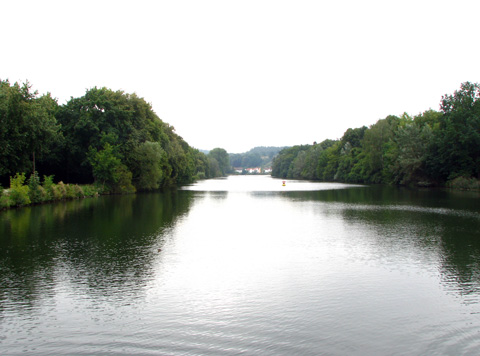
<box><xmin>1</xmin><ymin>176</ymin><xmax>480</xmax><ymax>355</ymax></box>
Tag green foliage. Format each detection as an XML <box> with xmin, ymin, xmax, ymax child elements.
<box><xmin>271</xmin><ymin>86</ymin><xmax>480</xmax><ymax>187</ymax></box>
<box><xmin>301</xmin><ymin>145</ymin><xmax>323</xmax><ymax>180</ymax></box>
<box><xmin>9</xmin><ymin>173</ymin><xmax>31</xmax><ymax>206</ymax></box>
<box><xmin>272</xmin><ymin>145</ymin><xmax>310</xmax><ymax>178</ymax></box>
<box><xmin>230</xmin><ymin>146</ymin><xmax>285</xmax><ymax>169</ymax></box>
<box><xmin>208</xmin><ymin>157</ymin><xmax>221</xmax><ymax>177</ymax></box>
<box><xmin>289</xmin><ymin>150</ymin><xmax>307</xmax><ymax>178</ymax></box>
<box><xmin>166</xmin><ymin>138</ymin><xmax>195</xmax><ymax>185</ymax></box>
<box><xmin>446</xmin><ymin>176</ymin><xmax>480</xmax><ymax>190</ymax></box>
<box><xmin>131</xmin><ymin>141</ymin><xmax>166</xmax><ymax>190</ymax></box>
<box><xmin>389</xmin><ymin>124</ymin><xmax>433</xmax><ymax>185</ymax></box>
<box><xmin>0</xmin><ymin>80</ymin><xmax>225</xmax><ymax>195</ymax></box>
<box><xmin>28</xmin><ymin>171</ymin><xmax>44</xmax><ymax>203</ymax></box>
<box><xmin>0</xmin><ymin>80</ymin><xmax>61</xmax><ymax>183</ymax></box>
<box><xmin>319</xmin><ymin>142</ymin><xmax>341</xmax><ymax>181</ymax></box>
<box><xmin>193</xmin><ymin>149</ymin><xmax>212</xmax><ymax>180</ymax></box>
<box><xmin>427</xmin><ymin>82</ymin><xmax>480</xmax><ymax>181</ymax></box>
<box><xmin>5</xmin><ymin>77</ymin><xmax>480</xmax><ymax>203</ymax></box>
<box><xmin>113</xmin><ymin>165</ymin><xmax>136</xmax><ymax>194</ymax></box>
<box><xmin>87</xmin><ymin>142</ymin><xmax>123</xmax><ymax>190</ymax></box>
<box><xmin>208</xmin><ymin>148</ymin><xmax>230</xmax><ymax>176</ymax></box>
<box><xmin>64</xmin><ymin>184</ymin><xmax>77</xmax><ymax>199</ymax></box>
<box><xmin>53</xmin><ymin>181</ymin><xmax>67</xmax><ymax>199</ymax></box>
<box><xmin>42</xmin><ymin>175</ymin><xmax>55</xmax><ymax>201</ymax></box>
<box><xmin>195</xmin><ymin>171</ymin><xmax>206</xmax><ymax>180</ymax></box>
<box><xmin>361</xmin><ymin>115</ymin><xmax>399</xmax><ymax>183</ymax></box>
<box><xmin>0</xmin><ymin>171</ymin><xmax>101</xmax><ymax>209</ymax></box>
<box><xmin>80</xmin><ymin>185</ymin><xmax>99</xmax><ymax>197</ymax></box>
<box><xmin>51</xmin><ymin>86</ymin><xmax>211</xmax><ymax>187</ymax></box>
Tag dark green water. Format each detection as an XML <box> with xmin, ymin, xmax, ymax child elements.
<box><xmin>1</xmin><ymin>176</ymin><xmax>480</xmax><ymax>355</ymax></box>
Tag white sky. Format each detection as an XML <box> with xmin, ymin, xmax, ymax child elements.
<box><xmin>2</xmin><ymin>0</ymin><xmax>479</xmax><ymax>153</ymax></box>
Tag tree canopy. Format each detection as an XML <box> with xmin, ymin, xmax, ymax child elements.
<box><xmin>0</xmin><ymin>80</ymin><xmax>61</xmax><ymax>179</ymax></box>
<box><xmin>0</xmin><ymin>82</ymin><xmax>226</xmax><ymax>190</ymax></box>
<box><xmin>272</xmin><ymin>82</ymin><xmax>480</xmax><ymax>187</ymax></box>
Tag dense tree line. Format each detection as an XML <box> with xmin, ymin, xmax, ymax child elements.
<box><xmin>0</xmin><ymin>80</ymin><xmax>229</xmax><ymax>194</ymax></box>
<box><xmin>272</xmin><ymin>82</ymin><xmax>480</xmax><ymax>189</ymax></box>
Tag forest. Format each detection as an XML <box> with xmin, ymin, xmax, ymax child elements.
<box><xmin>0</xmin><ymin>80</ymin><xmax>230</xmax><ymax>207</ymax></box>
<box><xmin>272</xmin><ymin>82</ymin><xmax>480</xmax><ymax>190</ymax></box>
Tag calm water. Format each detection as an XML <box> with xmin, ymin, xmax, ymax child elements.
<box><xmin>1</xmin><ymin>175</ymin><xmax>480</xmax><ymax>355</ymax></box>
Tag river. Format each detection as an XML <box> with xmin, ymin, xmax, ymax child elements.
<box><xmin>1</xmin><ymin>175</ymin><xmax>480</xmax><ymax>355</ymax></box>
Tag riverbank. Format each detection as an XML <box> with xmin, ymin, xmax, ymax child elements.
<box><xmin>272</xmin><ymin>174</ymin><xmax>480</xmax><ymax>192</ymax></box>
<box><xmin>2</xmin><ymin>173</ymin><xmax>478</xmax><ymax>212</ymax></box>
<box><xmin>0</xmin><ymin>171</ymin><xmax>213</xmax><ymax>211</ymax></box>
<box><xmin>0</xmin><ymin>173</ymin><xmax>101</xmax><ymax>211</ymax></box>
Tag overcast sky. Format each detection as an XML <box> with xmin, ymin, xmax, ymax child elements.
<box><xmin>2</xmin><ymin>0</ymin><xmax>479</xmax><ymax>153</ymax></box>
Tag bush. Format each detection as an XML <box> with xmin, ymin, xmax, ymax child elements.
<box><xmin>9</xmin><ymin>173</ymin><xmax>31</xmax><ymax>206</ymax></box>
<box><xmin>113</xmin><ymin>165</ymin><xmax>136</xmax><ymax>194</ymax></box>
<box><xmin>447</xmin><ymin>176</ymin><xmax>480</xmax><ymax>190</ymax></box>
<box><xmin>52</xmin><ymin>181</ymin><xmax>67</xmax><ymax>200</ymax></box>
<box><xmin>42</xmin><ymin>175</ymin><xmax>55</xmax><ymax>201</ymax></box>
<box><xmin>194</xmin><ymin>172</ymin><xmax>206</xmax><ymax>180</ymax></box>
<box><xmin>81</xmin><ymin>185</ymin><xmax>99</xmax><ymax>197</ymax></box>
<box><xmin>1</xmin><ymin>174</ymin><xmax>101</xmax><ymax>210</ymax></box>
<box><xmin>72</xmin><ymin>184</ymin><xmax>84</xmax><ymax>198</ymax></box>
<box><xmin>28</xmin><ymin>172</ymin><xmax>43</xmax><ymax>203</ymax></box>
<box><xmin>65</xmin><ymin>184</ymin><xmax>77</xmax><ymax>199</ymax></box>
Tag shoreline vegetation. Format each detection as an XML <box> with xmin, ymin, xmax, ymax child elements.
<box><xmin>1</xmin><ymin>172</ymin><xmax>100</xmax><ymax>210</ymax></box>
<box><xmin>1</xmin><ymin>80</ymin><xmax>232</xmax><ymax>210</ymax></box>
<box><xmin>272</xmin><ymin>82</ymin><xmax>480</xmax><ymax>192</ymax></box>
<box><xmin>1</xmin><ymin>80</ymin><xmax>479</xmax><ymax>210</ymax></box>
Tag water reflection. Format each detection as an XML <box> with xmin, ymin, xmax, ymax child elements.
<box><xmin>280</xmin><ymin>186</ymin><xmax>480</xmax><ymax>305</ymax></box>
<box><xmin>0</xmin><ymin>190</ymin><xmax>194</xmax><ymax>314</ymax></box>
<box><xmin>2</xmin><ymin>176</ymin><xmax>480</xmax><ymax>355</ymax></box>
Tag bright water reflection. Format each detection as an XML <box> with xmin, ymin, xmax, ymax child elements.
<box><xmin>1</xmin><ymin>176</ymin><xmax>480</xmax><ymax>355</ymax></box>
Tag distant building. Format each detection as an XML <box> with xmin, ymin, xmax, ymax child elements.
<box><xmin>246</xmin><ymin>167</ymin><xmax>261</xmax><ymax>174</ymax></box>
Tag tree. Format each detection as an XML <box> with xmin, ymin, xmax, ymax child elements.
<box><xmin>87</xmin><ymin>142</ymin><xmax>122</xmax><ymax>190</ymax></box>
<box><xmin>301</xmin><ymin>144</ymin><xmax>324</xmax><ymax>180</ymax></box>
<box><xmin>289</xmin><ymin>150</ymin><xmax>307</xmax><ymax>178</ymax></box>
<box><xmin>341</xmin><ymin>126</ymin><xmax>367</xmax><ymax>148</ymax></box>
<box><xmin>230</xmin><ymin>153</ymin><xmax>243</xmax><ymax>167</ymax></box>
<box><xmin>319</xmin><ymin>142</ymin><xmax>341</xmax><ymax>181</ymax></box>
<box><xmin>56</xmin><ymin>87</ymin><xmax>169</xmax><ymax>183</ymax></box>
<box><xmin>87</xmin><ymin>140</ymin><xmax>135</xmax><ymax>193</ymax></box>
<box><xmin>193</xmin><ymin>149</ymin><xmax>211</xmax><ymax>180</ymax></box>
<box><xmin>131</xmin><ymin>141</ymin><xmax>166</xmax><ymax>190</ymax></box>
<box><xmin>391</xmin><ymin>124</ymin><xmax>433</xmax><ymax>184</ymax></box>
<box><xmin>272</xmin><ymin>145</ymin><xmax>309</xmax><ymax>178</ymax></box>
<box><xmin>333</xmin><ymin>127</ymin><xmax>368</xmax><ymax>182</ymax></box>
<box><xmin>208</xmin><ymin>148</ymin><xmax>230</xmax><ymax>176</ymax></box>
<box><xmin>0</xmin><ymin>80</ymin><xmax>60</xmax><ymax>184</ymax></box>
<box><xmin>242</xmin><ymin>152</ymin><xmax>262</xmax><ymax>167</ymax></box>
<box><xmin>427</xmin><ymin>82</ymin><xmax>480</xmax><ymax>181</ymax></box>
<box><xmin>208</xmin><ymin>157</ymin><xmax>221</xmax><ymax>177</ymax></box>
<box><xmin>361</xmin><ymin>115</ymin><xmax>400</xmax><ymax>183</ymax></box>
